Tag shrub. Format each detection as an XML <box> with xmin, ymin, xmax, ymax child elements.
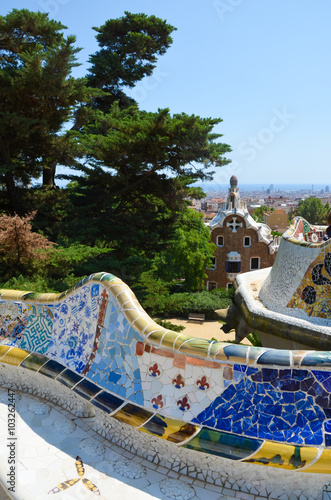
<box><xmin>154</xmin><ymin>319</ymin><xmax>185</xmax><ymax>333</ymax></box>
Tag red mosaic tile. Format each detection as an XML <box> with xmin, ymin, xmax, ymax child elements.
<box><xmin>135</xmin><ymin>341</ymin><xmax>144</xmax><ymax>356</ymax></box>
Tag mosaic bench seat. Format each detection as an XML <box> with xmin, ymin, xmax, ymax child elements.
<box><xmin>1</xmin><ymin>268</ymin><xmax>331</xmax><ymax>476</ymax></box>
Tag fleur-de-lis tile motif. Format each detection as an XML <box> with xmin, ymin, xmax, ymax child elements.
<box><xmin>48</xmin><ymin>455</ymin><xmax>100</xmax><ymax>495</ymax></box>
<box><xmin>148</xmin><ymin>363</ymin><xmax>161</xmax><ymax>377</ymax></box>
<box><xmin>151</xmin><ymin>394</ymin><xmax>164</xmax><ymax>409</ymax></box>
<box><xmin>196</xmin><ymin>375</ymin><xmax>210</xmax><ymax>390</ymax></box>
<box><xmin>177</xmin><ymin>396</ymin><xmax>190</xmax><ymax>411</ymax></box>
<box><xmin>172</xmin><ymin>373</ymin><xmax>185</xmax><ymax>389</ymax></box>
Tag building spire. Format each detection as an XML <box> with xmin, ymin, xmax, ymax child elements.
<box><xmin>228</xmin><ymin>176</ymin><xmax>240</xmax><ymax>209</ymax></box>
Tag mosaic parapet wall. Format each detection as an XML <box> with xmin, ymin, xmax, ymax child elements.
<box><xmin>2</xmin><ymin>273</ymin><xmax>331</xmax><ymax>473</ymax></box>
<box><xmin>259</xmin><ymin>216</ymin><xmax>331</xmax><ymax>318</ymax></box>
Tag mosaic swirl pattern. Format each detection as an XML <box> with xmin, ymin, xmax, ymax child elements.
<box><xmin>1</xmin><ymin>272</ymin><xmax>331</xmax><ymax>473</ymax></box>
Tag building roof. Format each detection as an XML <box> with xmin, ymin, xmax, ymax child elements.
<box><xmin>207</xmin><ymin>177</ymin><xmax>280</xmax><ymax>252</ymax></box>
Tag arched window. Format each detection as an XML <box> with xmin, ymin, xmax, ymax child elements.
<box><xmin>207</xmin><ymin>281</ymin><xmax>217</xmax><ymax>291</ymax></box>
<box><xmin>250</xmin><ymin>257</ymin><xmax>260</xmax><ymax>270</ymax></box>
<box><xmin>207</xmin><ymin>257</ymin><xmax>216</xmax><ymax>270</ymax></box>
<box><xmin>244</xmin><ymin>236</ymin><xmax>251</xmax><ymax>247</ymax></box>
<box><xmin>217</xmin><ymin>235</ymin><xmax>224</xmax><ymax>247</ymax></box>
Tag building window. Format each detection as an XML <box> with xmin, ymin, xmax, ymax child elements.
<box><xmin>217</xmin><ymin>235</ymin><xmax>224</xmax><ymax>247</ymax></box>
<box><xmin>226</xmin><ymin>261</ymin><xmax>241</xmax><ymax>273</ymax></box>
<box><xmin>207</xmin><ymin>281</ymin><xmax>217</xmax><ymax>291</ymax></box>
<box><xmin>250</xmin><ymin>257</ymin><xmax>260</xmax><ymax>270</ymax></box>
<box><xmin>207</xmin><ymin>257</ymin><xmax>216</xmax><ymax>270</ymax></box>
<box><xmin>244</xmin><ymin>236</ymin><xmax>251</xmax><ymax>247</ymax></box>
<box><xmin>216</xmin><ymin>236</ymin><xmax>224</xmax><ymax>247</ymax></box>
<box><xmin>226</xmin><ymin>283</ymin><xmax>233</xmax><ymax>290</ymax></box>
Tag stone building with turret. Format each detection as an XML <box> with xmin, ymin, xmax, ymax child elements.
<box><xmin>205</xmin><ymin>176</ymin><xmax>280</xmax><ymax>290</ymax></box>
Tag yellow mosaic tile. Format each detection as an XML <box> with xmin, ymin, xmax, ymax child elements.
<box><xmin>172</xmin><ymin>334</ymin><xmax>196</xmax><ymax>351</ymax></box>
<box><xmin>112</xmin><ymin>403</ymin><xmax>153</xmax><ymax>427</ymax></box>
<box><xmin>140</xmin><ymin>414</ymin><xmax>200</xmax><ymax>443</ymax></box>
<box><xmin>303</xmin><ymin>449</ymin><xmax>331</xmax><ymax>473</ymax></box>
<box><xmin>1</xmin><ymin>347</ymin><xmax>31</xmax><ymax>366</ymax></box>
<box><xmin>40</xmin><ymin>293</ymin><xmax>59</xmax><ymax>303</ymax></box>
<box><xmin>123</xmin><ymin>308</ymin><xmax>142</xmax><ymax>324</ymax></box>
<box><xmin>160</xmin><ymin>331</ymin><xmax>181</xmax><ymax>350</ymax></box>
<box><xmin>208</xmin><ymin>341</ymin><xmax>227</xmax><ymax>358</ymax></box>
<box><xmin>212</xmin><ymin>347</ymin><xmax>228</xmax><ymax>361</ymax></box>
<box><xmin>287</xmin><ymin>250</ymin><xmax>331</xmax><ymax>318</ymax></box>
<box><xmin>0</xmin><ymin>345</ymin><xmax>12</xmax><ymax>359</ymax></box>
<box><xmin>107</xmin><ymin>284</ymin><xmax>128</xmax><ymax>297</ymax></box>
<box><xmin>0</xmin><ymin>290</ymin><xmax>27</xmax><ymax>301</ymax></box>
<box><xmin>145</xmin><ymin>328</ymin><xmax>169</xmax><ymax>343</ymax></box>
<box><xmin>177</xmin><ymin>338</ymin><xmax>211</xmax><ymax>357</ymax></box>
<box><xmin>245</xmin><ymin>441</ymin><xmax>318</xmax><ymax>470</ymax></box>
<box><xmin>133</xmin><ymin>316</ymin><xmax>153</xmax><ymax>333</ymax></box>
<box><xmin>116</xmin><ymin>290</ymin><xmax>137</xmax><ymax>305</ymax></box>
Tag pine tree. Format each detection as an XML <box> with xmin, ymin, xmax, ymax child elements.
<box><xmin>0</xmin><ymin>9</ymin><xmax>87</xmax><ymax>208</ymax></box>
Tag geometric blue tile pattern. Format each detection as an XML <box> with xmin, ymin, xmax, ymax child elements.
<box><xmin>86</xmin><ymin>295</ymin><xmax>143</xmax><ymax>405</ymax></box>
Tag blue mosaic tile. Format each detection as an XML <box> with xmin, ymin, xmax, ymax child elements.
<box><xmin>246</xmin><ymin>367</ymin><xmax>258</xmax><ymax>377</ymax></box>
<box><xmin>261</xmin><ymin>369</ymin><xmax>279</xmax><ymax>382</ymax></box>
<box><xmin>91</xmin><ymin>390</ymin><xmax>124</xmax><ymax>414</ymax></box>
<box><xmin>257</xmin><ymin>350</ymin><xmax>290</xmax><ymax>366</ymax></box>
<box><xmin>19</xmin><ymin>315</ymin><xmax>53</xmax><ymax>354</ymax></box>
<box><xmin>39</xmin><ymin>359</ymin><xmax>65</xmax><ymax>378</ymax></box>
<box><xmin>302</xmin><ymin>353</ymin><xmax>331</xmax><ymax>366</ymax></box>
<box><xmin>57</xmin><ymin>369</ymin><xmax>82</xmax><ymax>389</ymax></box>
<box><xmin>73</xmin><ymin>379</ymin><xmax>101</xmax><ymax>400</ymax></box>
<box><xmin>193</xmin><ymin>368</ymin><xmax>328</xmax><ymax>445</ymax></box>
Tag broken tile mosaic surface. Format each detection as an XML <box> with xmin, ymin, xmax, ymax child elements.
<box><xmin>2</xmin><ymin>270</ymin><xmax>331</xmax><ymax>476</ymax></box>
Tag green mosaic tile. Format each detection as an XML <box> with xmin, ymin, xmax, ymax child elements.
<box><xmin>39</xmin><ymin>359</ymin><xmax>66</xmax><ymax>378</ymax></box>
<box><xmin>20</xmin><ymin>353</ymin><xmax>49</xmax><ymax>371</ymax></box>
<box><xmin>73</xmin><ymin>379</ymin><xmax>101</xmax><ymax>401</ymax></box>
<box><xmin>57</xmin><ymin>369</ymin><xmax>82</xmax><ymax>389</ymax></box>
<box><xmin>182</xmin><ymin>428</ymin><xmax>263</xmax><ymax>460</ymax></box>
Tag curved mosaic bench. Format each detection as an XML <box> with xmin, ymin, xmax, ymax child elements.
<box><xmin>1</xmin><ymin>271</ymin><xmax>331</xmax><ymax>475</ymax></box>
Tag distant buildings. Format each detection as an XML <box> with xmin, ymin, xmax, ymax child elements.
<box><xmin>204</xmin><ymin>176</ymin><xmax>280</xmax><ymax>290</ymax></box>
<box><xmin>263</xmin><ymin>209</ymin><xmax>288</xmax><ymax>233</ymax></box>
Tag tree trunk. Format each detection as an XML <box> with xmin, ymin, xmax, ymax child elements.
<box><xmin>42</xmin><ymin>163</ymin><xmax>56</xmax><ymax>188</ymax></box>
<box><xmin>5</xmin><ymin>171</ymin><xmax>21</xmax><ymax>214</ymax></box>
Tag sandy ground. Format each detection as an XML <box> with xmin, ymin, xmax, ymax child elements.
<box><xmin>165</xmin><ymin>317</ymin><xmax>252</xmax><ymax>345</ymax></box>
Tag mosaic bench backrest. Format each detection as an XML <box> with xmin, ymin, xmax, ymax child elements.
<box><xmin>2</xmin><ymin>271</ymin><xmax>331</xmax><ymax>473</ymax></box>
<box><xmin>259</xmin><ymin>217</ymin><xmax>331</xmax><ymax>320</ymax></box>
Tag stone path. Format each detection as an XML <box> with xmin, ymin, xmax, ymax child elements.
<box><xmin>165</xmin><ymin>317</ymin><xmax>252</xmax><ymax>344</ymax></box>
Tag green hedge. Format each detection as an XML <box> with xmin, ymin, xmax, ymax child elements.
<box><xmin>139</xmin><ymin>287</ymin><xmax>234</xmax><ymax>320</ymax></box>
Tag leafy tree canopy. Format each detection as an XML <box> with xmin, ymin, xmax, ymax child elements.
<box><xmin>153</xmin><ymin>209</ymin><xmax>216</xmax><ymax>291</ymax></box>
<box><xmin>252</xmin><ymin>205</ymin><xmax>275</xmax><ymax>223</ymax></box>
<box><xmin>295</xmin><ymin>197</ymin><xmax>330</xmax><ymax>225</ymax></box>
<box><xmin>0</xmin><ymin>8</ymin><xmax>88</xmax><ymax>211</ymax></box>
<box><xmin>0</xmin><ymin>8</ymin><xmax>232</xmax><ymax>294</ymax></box>
<box><xmin>87</xmin><ymin>11</ymin><xmax>176</xmax><ymax>110</ymax></box>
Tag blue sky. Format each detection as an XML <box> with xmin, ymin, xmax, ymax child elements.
<box><xmin>1</xmin><ymin>0</ymin><xmax>331</xmax><ymax>187</ymax></box>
